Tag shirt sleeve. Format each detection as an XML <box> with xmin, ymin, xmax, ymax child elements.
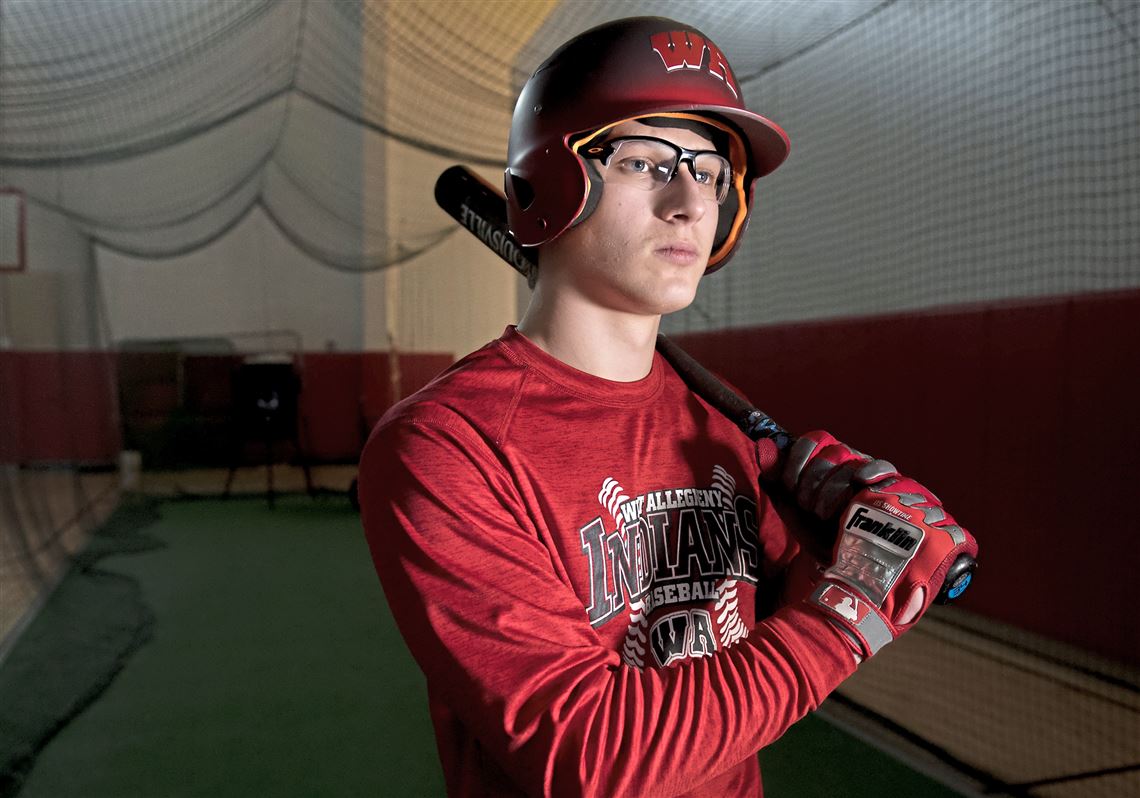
<box><xmin>359</xmin><ymin>416</ymin><xmax>857</xmax><ymax>798</ymax></box>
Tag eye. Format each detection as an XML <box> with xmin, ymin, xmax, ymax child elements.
<box><xmin>693</xmin><ymin>169</ymin><xmax>714</xmax><ymax>185</ymax></box>
<box><xmin>615</xmin><ymin>157</ymin><xmax>655</xmax><ymax>174</ymax></box>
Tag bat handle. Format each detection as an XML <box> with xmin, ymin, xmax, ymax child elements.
<box><xmin>934</xmin><ymin>553</ymin><xmax>976</xmax><ymax>604</ymax></box>
<box><xmin>742</xmin><ymin>410</ymin><xmax>793</xmax><ymax>452</ymax></box>
<box><xmin>655</xmin><ymin>335</ymin><xmax>792</xmax><ymax>450</ymax></box>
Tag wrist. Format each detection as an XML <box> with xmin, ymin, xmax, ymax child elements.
<box><xmin>807</xmin><ymin>580</ymin><xmax>894</xmax><ymax>659</ymax></box>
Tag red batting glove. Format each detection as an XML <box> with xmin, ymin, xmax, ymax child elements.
<box><xmin>807</xmin><ymin>473</ymin><xmax>978</xmax><ymax>658</ymax></box>
<box><xmin>759</xmin><ymin>430</ymin><xmax>899</xmax><ymax>563</ymax></box>
<box><xmin>775</xmin><ymin>430</ymin><xmax>899</xmax><ymax>519</ymax></box>
<box><xmin>761</xmin><ymin>430</ymin><xmax>978</xmax><ymax>658</ymax></box>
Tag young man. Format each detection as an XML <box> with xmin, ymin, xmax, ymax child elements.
<box><xmin>360</xmin><ymin>17</ymin><xmax>976</xmax><ymax>797</ymax></box>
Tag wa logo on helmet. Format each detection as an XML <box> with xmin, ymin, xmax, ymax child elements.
<box><xmin>649</xmin><ymin>31</ymin><xmax>740</xmax><ymax>98</ymax></box>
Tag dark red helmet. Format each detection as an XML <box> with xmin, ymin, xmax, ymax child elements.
<box><xmin>505</xmin><ymin>16</ymin><xmax>789</xmax><ymax>273</ymax></box>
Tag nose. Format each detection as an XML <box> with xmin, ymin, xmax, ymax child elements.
<box><xmin>656</xmin><ymin>167</ymin><xmax>708</xmax><ymax>224</ymax></box>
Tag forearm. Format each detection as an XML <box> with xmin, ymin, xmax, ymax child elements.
<box><xmin>574</xmin><ymin>606</ymin><xmax>854</xmax><ymax>798</ymax></box>
<box><xmin>378</xmin><ymin>549</ymin><xmax>854</xmax><ymax>798</ymax></box>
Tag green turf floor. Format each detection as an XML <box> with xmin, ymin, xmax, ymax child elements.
<box><xmin>7</xmin><ymin>496</ymin><xmax>442</xmax><ymax>797</ymax></box>
<box><xmin>3</xmin><ymin>496</ymin><xmax>964</xmax><ymax>797</ymax></box>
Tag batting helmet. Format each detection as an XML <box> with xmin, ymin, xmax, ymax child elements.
<box><xmin>505</xmin><ymin>16</ymin><xmax>789</xmax><ymax>273</ymax></box>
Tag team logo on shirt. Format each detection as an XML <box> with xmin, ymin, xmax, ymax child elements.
<box><xmin>579</xmin><ymin>465</ymin><xmax>760</xmax><ymax>668</ymax></box>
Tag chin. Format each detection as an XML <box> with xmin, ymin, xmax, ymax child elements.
<box><xmin>669</xmin><ymin>272</ymin><xmax>705</xmax><ymax>308</ymax></box>
<box><xmin>650</xmin><ymin>285</ymin><xmax>701</xmax><ymax>316</ymax></box>
<box><xmin>607</xmin><ymin>265</ymin><xmax>706</xmax><ymax>315</ymax></box>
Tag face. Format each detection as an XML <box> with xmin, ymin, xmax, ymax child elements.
<box><xmin>540</xmin><ymin>120</ymin><xmax>722</xmax><ymax>317</ymax></box>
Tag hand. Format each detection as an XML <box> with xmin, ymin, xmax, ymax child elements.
<box><xmin>764</xmin><ymin>430</ymin><xmax>899</xmax><ymax>520</ymax></box>
<box><xmin>759</xmin><ymin>430</ymin><xmax>899</xmax><ymax>564</ymax></box>
<box><xmin>807</xmin><ymin>473</ymin><xmax>978</xmax><ymax>658</ymax></box>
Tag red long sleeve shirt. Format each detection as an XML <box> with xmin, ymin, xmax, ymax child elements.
<box><xmin>359</xmin><ymin>327</ymin><xmax>855</xmax><ymax>797</ymax></box>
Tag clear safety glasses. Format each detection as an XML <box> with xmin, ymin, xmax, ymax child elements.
<box><xmin>579</xmin><ymin>136</ymin><xmax>733</xmax><ymax>205</ymax></box>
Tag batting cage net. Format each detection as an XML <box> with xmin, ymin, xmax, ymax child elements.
<box><xmin>660</xmin><ymin>0</ymin><xmax>1140</xmax><ymax>332</ymax></box>
<box><xmin>1</xmin><ymin>1</ymin><xmax>1137</xmax><ymax>796</ymax></box>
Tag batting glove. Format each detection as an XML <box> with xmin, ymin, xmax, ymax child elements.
<box><xmin>758</xmin><ymin>430</ymin><xmax>898</xmax><ymax>563</ymax></box>
<box><xmin>773</xmin><ymin>430</ymin><xmax>899</xmax><ymax>519</ymax></box>
<box><xmin>809</xmin><ymin>471</ymin><xmax>977</xmax><ymax>658</ymax></box>
<box><xmin>768</xmin><ymin>431</ymin><xmax>978</xmax><ymax>658</ymax></box>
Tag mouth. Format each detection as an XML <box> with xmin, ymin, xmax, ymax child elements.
<box><xmin>654</xmin><ymin>242</ymin><xmax>700</xmax><ymax>265</ymax></box>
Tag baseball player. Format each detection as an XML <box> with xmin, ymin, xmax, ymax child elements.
<box><xmin>359</xmin><ymin>16</ymin><xmax>977</xmax><ymax>797</ymax></box>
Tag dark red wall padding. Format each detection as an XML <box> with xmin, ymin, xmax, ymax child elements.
<box><xmin>674</xmin><ymin>288</ymin><xmax>1140</xmax><ymax>666</ymax></box>
<box><xmin>1</xmin><ymin>350</ymin><xmax>454</xmax><ymax>468</ymax></box>
<box><xmin>298</xmin><ymin>352</ymin><xmax>454</xmax><ymax>462</ymax></box>
<box><xmin>0</xmin><ymin>351</ymin><xmax>122</xmax><ymax>464</ymax></box>
<box><xmin>297</xmin><ymin>353</ymin><xmax>368</xmax><ymax>463</ymax></box>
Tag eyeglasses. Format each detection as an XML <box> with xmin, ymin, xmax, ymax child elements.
<box><xmin>579</xmin><ymin>136</ymin><xmax>733</xmax><ymax>204</ymax></box>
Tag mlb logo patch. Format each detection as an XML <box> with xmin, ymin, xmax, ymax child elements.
<box><xmin>815</xmin><ymin>583</ymin><xmax>871</xmax><ymax>625</ymax></box>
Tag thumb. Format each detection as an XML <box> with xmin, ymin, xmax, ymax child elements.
<box><xmin>895</xmin><ymin>585</ymin><xmax>927</xmax><ymax>625</ymax></box>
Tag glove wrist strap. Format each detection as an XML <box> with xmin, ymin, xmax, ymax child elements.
<box><xmin>808</xmin><ymin>581</ymin><xmax>894</xmax><ymax>657</ymax></box>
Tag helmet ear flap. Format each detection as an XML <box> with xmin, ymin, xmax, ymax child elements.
<box><xmin>568</xmin><ymin>160</ymin><xmax>603</xmax><ymax>229</ymax></box>
<box><xmin>506</xmin><ymin>171</ymin><xmax>536</xmax><ymax>211</ymax></box>
<box><xmin>713</xmin><ymin>188</ymin><xmax>740</xmax><ymax>257</ymax></box>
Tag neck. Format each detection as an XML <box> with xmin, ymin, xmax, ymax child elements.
<box><xmin>517</xmin><ymin>284</ymin><xmax>660</xmax><ymax>382</ymax></box>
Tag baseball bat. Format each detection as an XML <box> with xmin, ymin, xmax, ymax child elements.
<box><xmin>433</xmin><ymin>164</ymin><xmax>974</xmax><ymax>605</ymax></box>
<box><xmin>434</xmin><ymin>165</ymin><xmax>535</xmax><ymax>279</ymax></box>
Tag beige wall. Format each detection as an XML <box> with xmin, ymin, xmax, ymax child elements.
<box><xmin>363</xmin><ymin>159</ymin><xmax>519</xmax><ymax>359</ymax></box>
<box><xmin>97</xmin><ymin>209</ymin><xmax>365</xmax><ymax>351</ymax></box>
<box><xmin>361</xmin><ymin>0</ymin><xmax>556</xmax><ymax>358</ymax></box>
<box><xmin>0</xmin><ymin>203</ymin><xmax>95</xmax><ymax>350</ymax></box>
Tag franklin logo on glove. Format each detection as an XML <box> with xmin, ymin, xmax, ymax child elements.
<box><xmin>845</xmin><ymin>505</ymin><xmax>921</xmax><ymax>553</ymax></box>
